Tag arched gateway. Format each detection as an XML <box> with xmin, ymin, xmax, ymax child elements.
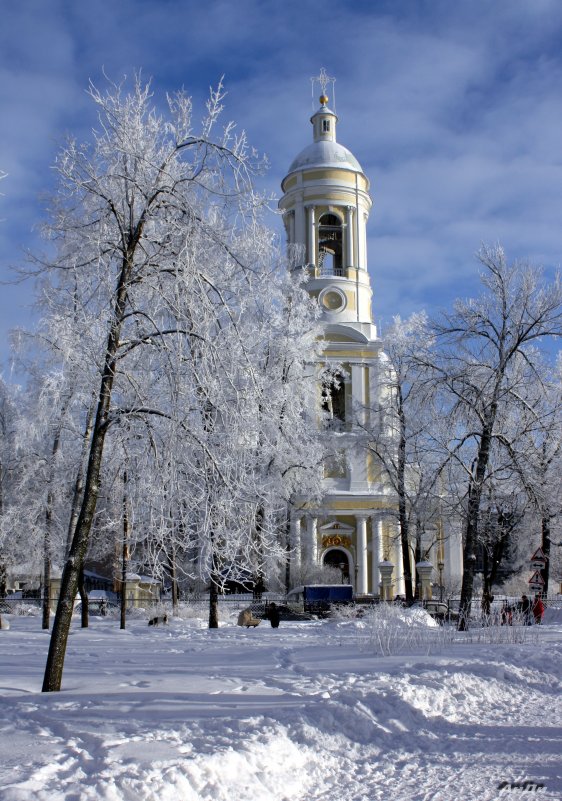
<box><xmin>323</xmin><ymin>548</ymin><xmax>351</xmax><ymax>584</ymax></box>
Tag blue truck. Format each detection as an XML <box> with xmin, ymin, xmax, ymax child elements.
<box><xmin>286</xmin><ymin>584</ymin><xmax>354</xmax><ymax>614</ymax></box>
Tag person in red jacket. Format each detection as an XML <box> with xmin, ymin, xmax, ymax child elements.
<box><xmin>532</xmin><ymin>594</ymin><xmax>545</xmax><ymax>625</ymax></box>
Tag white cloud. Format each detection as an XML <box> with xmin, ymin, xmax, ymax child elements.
<box><xmin>1</xmin><ymin>0</ymin><xmax>562</xmax><ymax>371</ymax></box>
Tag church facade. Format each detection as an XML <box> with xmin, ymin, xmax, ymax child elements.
<box><xmin>279</xmin><ymin>87</ymin><xmax>463</xmax><ymax>598</ymax></box>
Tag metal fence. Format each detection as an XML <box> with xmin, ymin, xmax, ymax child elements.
<box><xmin>1</xmin><ymin>592</ymin><xmax>560</xmax><ymax>618</ymax></box>
<box><xmin>0</xmin><ymin>597</ymin><xmax>41</xmax><ymax>614</ymax></box>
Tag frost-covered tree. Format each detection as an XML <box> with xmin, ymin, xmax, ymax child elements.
<box><xmin>235</xmin><ymin>258</ymin><xmax>325</xmax><ymax>594</ymax></box>
<box><xmin>366</xmin><ymin>313</ymin><xmax>446</xmax><ymax>604</ymax></box>
<box><xmin>29</xmin><ymin>75</ymin><xmax>322</xmax><ymax>690</ymax></box>
<box><xmin>33</xmin><ymin>76</ymin><xmax>272</xmax><ymax>690</ymax></box>
<box><xmin>0</xmin><ymin>378</ymin><xmax>21</xmax><ymax>598</ymax></box>
<box><xmin>430</xmin><ymin>246</ymin><xmax>562</xmax><ymax>627</ymax></box>
<box><xmin>495</xmin><ymin>358</ymin><xmax>562</xmax><ymax>593</ymax></box>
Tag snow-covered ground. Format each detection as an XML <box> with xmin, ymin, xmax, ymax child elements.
<box><xmin>0</xmin><ymin>605</ymin><xmax>561</xmax><ymax>801</ymax></box>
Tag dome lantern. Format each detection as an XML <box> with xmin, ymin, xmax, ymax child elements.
<box><xmin>311</xmin><ymin>94</ymin><xmax>337</xmax><ymax>144</ymax></box>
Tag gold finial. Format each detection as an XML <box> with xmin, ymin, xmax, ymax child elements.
<box><xmin>319</xmin><ymin>93</ymin><xmax>329</xmax><ymax>105</ymax></box>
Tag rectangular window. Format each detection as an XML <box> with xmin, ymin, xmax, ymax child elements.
<box><xmin>322</xmin><ymin>119</ymin><xmax>330</xmax><ymax>132</ymax></box>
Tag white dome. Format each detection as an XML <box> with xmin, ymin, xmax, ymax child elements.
<box><xmin>287</xmin><ymin>140</ymin><xmax>363</xmax><ymax>175</ymax></box>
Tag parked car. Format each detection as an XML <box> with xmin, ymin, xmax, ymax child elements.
<box><xmin>74</xmin><ymin>592</ymin><xmax>118</xmax><ymax>616</ymax></box>
<box><xmin>419</xmin><ymin>600</ymin><xmax>459</xmax><ymax>623</ymax></box>
<box><xmin>250</xmin><ymin>602</ymin><xmax>314</xmax><ymax>622</ymax></box>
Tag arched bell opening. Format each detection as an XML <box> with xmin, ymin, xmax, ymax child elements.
<box><xmin>321</xmin><ymin>371</ymin><xmax>347</xmax><ymax>430</ymax></box>
<box><xmin>318</xmin><ymin>213</ymin><xmax>343</xmax><ymax>276</ymax></box>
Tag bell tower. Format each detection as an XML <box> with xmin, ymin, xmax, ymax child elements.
<box><xmin>279</xmin><ymin>72</ymin><xmax>463</xmax><ymax>600</ymax></box>
<box><xmin>279</xmin><ymin>74</ymin><xmax>376</xmax><ymax>339</ymax></box>
<box><xmin>279</xmin><ymin>71</ymin><xmax>396</xmax><ymax>598</ymax></box>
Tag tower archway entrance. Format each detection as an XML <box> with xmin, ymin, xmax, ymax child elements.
<box><xmin>323</xmin><ymin>548</ymin><xmax>350</xmax><ymax>584</ymax></box>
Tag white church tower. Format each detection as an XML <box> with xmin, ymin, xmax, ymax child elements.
<box><xmin>279</xmin><ymin>71</ymin><xmax>463</xmax><ymax>597</ymax></box>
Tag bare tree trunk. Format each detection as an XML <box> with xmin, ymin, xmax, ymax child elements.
<box><xmin>541</xmin><ymin>516</ymin><xmax>551</xmax><ymax>595</ymax></box>
<box><xmin>458</xmin><ymin>483</ymin><xmax>480</xmax><ymax>630</ymax></box>
<box><xmin>0</xmin><ymin>454</ymin><xmax>6</xmax><ymax>598</ymax></box>
<box><xmin>398</xmin><ymin>493</ymin><xmax>413</xmax><ymax>603</ymax></box>
<box><xmin>413</xmin><ymin>532</ymin><xmax>423</xmax><ymax>600</ymax></box>
<box><xmin>42</xmin><ymin>498</ymin><xmax>52</xmax><ymax>630</ymax></box>
<box><xmin>169</xmin><ymin>542</ymin><xmax>179</xmax><ymax>615</ymax></box>
<box><xmin>65</xmin><ymin>402</ymin><xmax>96</xmax><ymax>559</ymax></box>
<box><xmin>284</xmin><ymin>508</ymin><xmax>291</xmax><ymax>594</ymax></box>
<box><xmin>489</xmin><ymin>510</ymin><xmax>510</xmax><ymax>590</ymax></box>
<box><xmin>78</xmin><ymin>565</ymin><xmax>89</xmax><ymax>628</ymax></box>
<box><xmin>252</xmin><ymin>505</ymin><xmax>265</xmax><ymax>600</ymax></box>
<box><xmin>120</xmin><ymin>470</ymin><xmax>129</xmax><ymax>631</ymax></box>
<box><xmin>208</xmin><ymin>571</ymin><xmax>219</xmax><ymax>629</ymax></box>
<box><xmin>458</xmin><ymin>431</ymin><xmax>493</xmax><ymax>630</ymax></box>
<box><xmin>42</xmin><ymin>562</ymin><xmax>51</xmax><ymax>629</ymax></box>
<box><xmin>396</xmin><ymin>395</ymin><xmax>414</xmax><ymax>605</ymax></box>
<box><xmin>42</xmin><ymin>256</ymin><xmax>131</xmax><ymax>692</ymax></box>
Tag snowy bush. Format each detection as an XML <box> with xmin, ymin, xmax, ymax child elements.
<box><xmin>171</xmin><ymin>602</ymin><xmax>210</xmax><ymax>621</ymax></box>
<box><xmin>126</xmin><ymin>606</ymin><xmax>149</xmax><ymax>620</ymax></box>
<box><xmin>171</xmin><ymin>601</ymin><xmax>235</xmax><ymax>624</ymax></box>
<box><xmin>358</xmin><ymin>603</ymin><xmax>454</xmax><ymax>656</ymax></box>
<box><xmin>458</xmin><ymin>612</ymin><xmax>541</xmax><ymax>645</ymax></box>
<box><xmin>329</xmin><ymin>603</ymin><xmax>363</xmax><ymax>621</ymax></box>
<box><xmin>12</xmin><ymin>603</ymin><xmax>41</xmax><ymax>616</ymax></box>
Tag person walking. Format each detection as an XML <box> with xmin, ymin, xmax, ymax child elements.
<box><xmin>519</xmin><ymin>594</ymin><xmax>532</xmax><ymax>625</ymax></box>
<box><xmin>268</xmin><ymin>602</ymin><xmax>280</xmax><ymax>628</ymax></box>
<box><xmin>481</xmin><ymin>591</ymin><xmax>494</xmax><ymax>619</ymax></box>
<box><xmin>532</xmin><ymin>594</ymin><xmax>545</xmax><ymax>625</ymax></box>
<box><xmin>500</xmin><ymin>601</ymin><xmax>513</xmax><ymax>626</ymax></box>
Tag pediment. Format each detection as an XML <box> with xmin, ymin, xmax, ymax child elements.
<box><xmin>319</xmin><ymin>520</ymin><xmax>354</xmax><ymax>533</ymax></box>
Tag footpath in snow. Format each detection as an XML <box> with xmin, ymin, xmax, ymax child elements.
<box><xmin>0</xmin><ymin>604</ymin><xmax>561</xmax><ymax>801</ymax></box>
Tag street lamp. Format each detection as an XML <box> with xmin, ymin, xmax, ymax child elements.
<box><xmin>437</xmin><ymin>561</ymin><xmax>445</xmax><ymax>602</ymax></box>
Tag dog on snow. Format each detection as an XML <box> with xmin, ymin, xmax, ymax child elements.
<box><xmin>237</xmin><ymin>608</ymin><xmax>260</xmax><ymax>628</ymax></box>
<box><xmin>148</xmin><ymin>613</ymin><xmax>169</xmax><ymax>626</ymax></box>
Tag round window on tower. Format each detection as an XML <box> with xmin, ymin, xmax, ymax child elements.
<box><xmin>319</xmin><ymin>286</ymin><xmax>347</xmax><ymax>314</ymax></box>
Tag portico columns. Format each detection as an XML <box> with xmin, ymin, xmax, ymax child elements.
<box><xmin>351</xmin><ymin>363</ymin><xmax>367</xmax><ymax>429</ymax></box>
<box><xmin>371</xmin><ymin>517</ymin><xmax>383</xmax><ymax>596</ymax></box>
<box><xmin>445</xmin><ymin>520</ymin><xmax>463</xmax><ymax>585</ymax></box>
<box><xmin>307</xmin><ymin>205</ymin><xmax>315</xmax><ymax>266</ymax></box>
<box><xmin>290</xmin><ymin>514</ymin><xmax>302</xmax><ymax>585</ymax></box>
<box><xmin>345</xmin><ymin>205</ymin><xmax>354</xmax><ymax>267</ymax></box>
<box><xmin>356</xmin><ymin>515</ymin><xmax>368</xmax><ymax>594</ymax></box>
<box><xmin>305</xmin><ymin>515</ymin><xmax>318</xmax><ymax>565</ymax></box>
<box><xmin>394</xmin><ymin>533</ymin><xmax>405</xmax><ymax>596</ymax></box>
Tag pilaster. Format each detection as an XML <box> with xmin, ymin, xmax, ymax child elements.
<box><xmin>356</xmin><ymin>515</ymin><xmax>368</xmax><ymax>594</ymax></box>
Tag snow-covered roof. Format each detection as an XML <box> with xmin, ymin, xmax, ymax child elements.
<box><xmin>125</xmin><ymin>572</ymin><xmax>160</xmax><ymax>586</ymax></box>
<box><xmin>88</xmin><ymin>589</ymin><xmax>113</xmax><ymax>599</ymax></box>
<box><xmin>137</xmin><ymin>575</ymin><xmax>161</xmax><ymax>585</ymax></box>
<box><xmin>287</xmin><ymin>140</ymin><xmax>363</xmax><ymax>175</ymax></box>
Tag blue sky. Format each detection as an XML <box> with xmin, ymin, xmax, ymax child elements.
<box><xmin>2</xmin><ymin>0</ymin><xmax>562</xmax><ymax>376</ymax></box>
